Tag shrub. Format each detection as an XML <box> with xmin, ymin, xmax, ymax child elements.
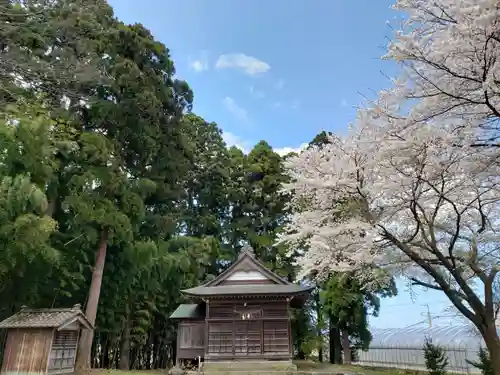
<box><xmin>467</xmin><ymin>347</ymin><xmax>493</xmax><ymax>375</ymax></box>
<box><xmin>423</xmin><ymin>337</ymin><xmax>448</xmax><ymax>375</ymax></box>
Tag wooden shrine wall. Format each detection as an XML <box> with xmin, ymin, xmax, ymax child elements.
<box><xmin>206</xmin><ymin>300</ymin><xmax>290</xmax><ymax>359</ymax></box>
<box><xmin>177</xmin><ymin>320</ymin><xmax>205</xmax><ymax>360</ymax></box>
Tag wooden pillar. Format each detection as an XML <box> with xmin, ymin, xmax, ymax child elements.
<box><xmin>260</xmin><ymin>319</ymin><xmax>264</xmax><ymax>354</ymax></box>
<box><xmin>205</xmin><ymin>300</ymin><xmax>210</xmax><ymax>359</ymax></box>
<box><xmin>232</xmin><ymin>303</ymin><xmax>235</xmax><ymax>356</ymax></box>
<box><xmin>175</xmin><ymin>324</ymin><xmax>180</xmax><ymax>367</ymax></box>
<box><xmin>287</xmin><ymin>298</ymin><xmax>292</xmax><ymax>359</ymax></box>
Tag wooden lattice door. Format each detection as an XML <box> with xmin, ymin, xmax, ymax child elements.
<box><xmin>234</xmin><ymin>320</ymin><xmax>261</xmax><ymax>354</ymax></box>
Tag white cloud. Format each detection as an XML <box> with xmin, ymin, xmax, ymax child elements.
<box><xmin>274</xmin><ymin>143</ymin><xmax>308</xmax><ymax>156</ymax></box>
<box><xmin>222</xmin><ymin>131</ymin><xmax>251</xmax><ymax>153</ymax></box>
<box><xmin>275</xmin><ymin>79</ymin><xmax>285</xmax><ymax>90</ymax></box>
<box><xmin>222</xmin><ymin>131</ymin><xmax>307</xmax><ymax>157</ymax></box>
<box><xmin>188</xmin><ymin>51</ymin><xmax>209</xmax><ymax>72</ymax></box>
<box><xmin>216</xmin><ymin>53</ymin><xmax>271</xmax><ymax>75</ymax></box>
<box><xmin>341</xmin><ymin>99</ymin><xmax>348</xmax><ymax>107</ymax></box>
<box><xmin>190</xmin><ymin>59</ymin><xmax>208</xmax><ymax>72</ymax></box>
<box><xmin>249</xmin><ymin>85</ymin><xmax>265</xmax><ymax>99</ymax></box>
<box><xmin>223</xmin><ymin>97</ymin><xmax>248</xmax><ymax>122</ymax></box>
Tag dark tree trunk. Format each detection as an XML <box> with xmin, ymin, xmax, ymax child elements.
<box><xmin>297</xmin><ymin>348</ymin><xmax>306</xmax><ymax>360</ymax></box>
<box><xmin>46</xmin><ymin>199</ymin><xmax>57</xmax><ymax>217</ymax></box>
<box><xmin>146</xmin><ymin>332</ymin><xmax>154</xmax><ymax>370</ymax></box>
<box><xmin>152</xmin><ymin>332</ymin><xmax>159</xmax><ymax>369</ymax></box>
<box><xmin>119</xmin><ymin>306</ymin><xmax>131</xmax><ymax>370</ymax></box>
<box><xmin>481</xmin><ymin>321</ymin><xmax>500</xmax><ymax>375</ymax></box>
<box><xmin>76</xmin><ymin>228</ymin><xmax>109</xmax><ymax>370</ymax></box>
<box><xmin>329</xmin><ymin>315</ymin><xmax>342</xmax><ymax>364</ymax></box>
<box><xmin>334</xmin><ymin>327</ymin><xmax>342</xmax><ymax>364</ymax></box>
<box><xmin>130</xmin><ymin>346</ymin><xmax>138</xmax><ymax>370</ymax></box>
<box><xmin>172</xmin><ymin>337</ymin><xmax>177</xmax><ymax>367</ymax></box>
<box><xmin>328</xmin><ymin>316</ymin><xmax>335</xmax><ymax>364</ymax></box>
<box><xmin>45</xmin><ymin>177</ymin><xmax>59</xmax><ymax>217</ymax></box>
<box><xmin>315</xmin><ymin>291</ymin><xmax>323</xmax><ymax>362</ymax></box>
<box><xmin>114</xmin><ymin>344</ymin><xmax>120</xmax><ymax>369</ymax></box>
<box><xmin>102</xmin><ymin>337</ymin><xmax>110</xmax><ymax>368</ymax></box>
<box><xmin>341</xmin><ymin>329</ymin><xmax>351</xmax><ymax>364</ymax></box>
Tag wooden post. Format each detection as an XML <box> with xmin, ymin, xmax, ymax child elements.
<box><xmin>205</xmin><ymin>300</ymin><xmax>209</xmax><ymax>359</ymax></box>
<box><xmin>287</xmin><ymin>298</ymin><xmax>292</xmax><ymax>359</ymax></box>
<box><xmin>260</xmin><ymin>319</ymin><xmax>264</xmax><ymax>354</ymax></box>
<box><xmin>232</xmin><ymin>303</ymin><xmax>235</xmax><ymax>356</ymax></box>
<box><xmin>175</xmin><ymin>329</ymin><xmax>180</xmax><ymax>367</ymax></box>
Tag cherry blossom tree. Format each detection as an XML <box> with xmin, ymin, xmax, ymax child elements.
<box><xmin>282</xmin><ymin>119</ymin><xmax>500</xmax><ymax>370</ymax></box>
<box><xmin>280</xmin><ymin>0</ymin><xmax>500</xmax><ymax>371</ymax></box>
<box><xmin>380</xmin><ymin>0</ymin><xmax>500</xmax><ymax>145</ymax></box>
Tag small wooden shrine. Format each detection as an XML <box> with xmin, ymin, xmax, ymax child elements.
<box><xmin>0</xmin><ymin>304</ymin><xmax>93</xmax><ymax>375</ymax></box>
<box><xmin>170</xmin><ymin>245</ymin><xmax>313</xmax><ymax>364</ymax></box>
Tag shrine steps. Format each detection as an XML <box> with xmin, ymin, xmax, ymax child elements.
<box><xmin>179</xmin><ymin>362</ymin><xmax>360</xmax><ymax>375</ymax></box>
<box><xmin>203</xmin><ymin>360</ymin><xmax>296</xmax><ymax>370</ymax></box>
<box><xmin>199</xmin><ymin>360</ymin><xmax>297</xmax><ymax>374</ymax></box>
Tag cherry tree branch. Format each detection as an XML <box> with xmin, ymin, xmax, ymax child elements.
<box><xmin>381</xmin><ymin>227</ymin><xmax>479</xmax><ymax>324</ymax></box>
<box><xmin>409</xmin><ymin>277</ymin><xmax>467</xmax><ymax>301</ymax></box>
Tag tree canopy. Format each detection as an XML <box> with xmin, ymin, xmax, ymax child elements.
<box><xmin>281</xmin><ymin>0</ymin><xmax>500</xmax><ymax>372</ymax></box>
<box><xmin>0</xmin><ymin>0</ymin><xmax>426</xmax><ymax>371</ymax></box>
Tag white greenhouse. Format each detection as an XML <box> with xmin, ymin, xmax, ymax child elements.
<box><xmin>354</xmin><ymin>326</ymin><xmax>488</xmax><ymax>374</ymax></box>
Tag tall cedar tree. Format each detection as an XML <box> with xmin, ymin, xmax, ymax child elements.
<box><xmin>0</xmin><ymin>0</ymin><xmax>333</xmax><ymax>369</ymax></box>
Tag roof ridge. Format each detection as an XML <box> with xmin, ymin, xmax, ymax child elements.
<box><xmin>249</xmin><ymin>255</ymin><xmax>290</xmax><ymax>285</ymax></box>
<box><xmin>204</xmin><ymin>249</ymin><xmax>290</xmax><ymax>287</ymax></box>
<box><xmin>20</xmin><ymin>308</ymin><xmax>78</xmax><ymax>313</ymax></box>
<box><xmin>0</xmin><ymin>306</ymin><xmax>93</xmax><ymax>330</ymax></box>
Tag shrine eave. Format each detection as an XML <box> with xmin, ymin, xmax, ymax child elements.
<box><xmin>181</xmin><ymin>284</ymin><xmax>314</xmax><ymax>298</ymax></box>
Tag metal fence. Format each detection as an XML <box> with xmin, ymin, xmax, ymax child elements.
<box><xmin>353</xmin><ymin>326</ymin><xmax>486</xmax><ymax>374</ymax></box>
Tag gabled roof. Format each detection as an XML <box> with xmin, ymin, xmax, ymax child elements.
<box><xmin>205</xmin><ymin>246</ymin><xmax>289</xmax><ymax>286</ymax></box>
<box><xmin>181</xmin><ymin>246</ymin><xmax>313</xmax><ymax>299</ymax></box>
<box><xmin>0</xmin><ymin>305</ymin><xmax>93</xmax><ymax>331</ymax></box>
<box><xmin>169</xmin><ymin>304</ymin><xmax>205</xmax><ymax>319</ymax></box>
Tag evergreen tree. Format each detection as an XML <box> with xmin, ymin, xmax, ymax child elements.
<box><xmin>424</xmin><ymin>337</ymin><xmax>449</xmax><ymax>375</ymax></box>
<box><xmin>0</xmin><ymin>0</ymin><xmax>113</xmax><ymax>107</ymax></box>
<box><xmin>467</xmin><ymin>347</ymin><xmax>494</xmax><ymax>375</ymax></box>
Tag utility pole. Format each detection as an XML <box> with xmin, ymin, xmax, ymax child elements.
<box><xmin>423</xmin><ymin>304</ymin><xmax>432</xmax><ymax>328</ymax></box>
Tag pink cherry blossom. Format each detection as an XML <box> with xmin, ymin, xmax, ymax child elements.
<box><xmin>279</xmin><ymin>0</ymin><xmax>500</xmax><ymax>364</ymax></box>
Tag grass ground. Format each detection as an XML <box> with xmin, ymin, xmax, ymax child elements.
<box><xmin>294</xmin><ymin>361</ymin><xmax>424</xmax><ymax>375</ymax></box>
<box><xmin>90</xmin><ymin>371</ymin><xmax>166</xmax><ymax>375</ymax></box>
<box><xmin>90</xmin><ymin>363</ymin><xmax>424</xmax><ymax>375</ymax></box>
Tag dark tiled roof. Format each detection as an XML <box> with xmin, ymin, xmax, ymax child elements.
<box><xmin>181</xmin><ymin>284</ymin><xmax>314</xmax><ymax>297</ymax></box>
<box><xmin>169</xmin><ymin>304</ymin><xmax>205</xmax><ymax>319</ymax></box>
<box><xmin>0</xmin><ymin>306</ymin><xmax>93</xmax><ymax>330</ymax></box>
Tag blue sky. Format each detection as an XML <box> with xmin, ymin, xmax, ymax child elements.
<box><xmin>108</xmin><ymin>0</ymin><xmax>462</xmax><ymax>329</ymax></box>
